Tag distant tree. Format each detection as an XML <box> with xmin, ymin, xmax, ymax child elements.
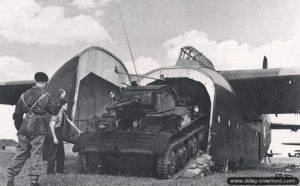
<box><xmin>0</xmin><ymin>139</ymin><xmax>17</xmax><ymax>146</ymax></box>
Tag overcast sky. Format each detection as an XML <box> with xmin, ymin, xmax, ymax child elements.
<box><xmin>0</xmin><ymin>0</ymin><xmax>300</xmax><ymax>156</ymax></box>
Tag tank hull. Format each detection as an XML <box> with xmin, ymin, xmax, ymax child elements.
<box><xmin>73</xmin><ymin>120</ymin><xmax>209</xmax><ymax>178</ymax></box>
<box><xmin>74</xmin><ymin>131</ymin><xmax>169</xmax><ymax>155</ymax></box>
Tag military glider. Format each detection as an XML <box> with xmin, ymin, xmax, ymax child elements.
<box><xmin>1</xmin><ymin>46</ymin><xmax>300</xmax><ymax>178</ymax></box>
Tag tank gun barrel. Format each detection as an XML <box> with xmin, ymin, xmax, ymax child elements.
<box><xmin>106</xmin><ymin>97</ymin><xmax>139</xmax><ymax>112</ymax></box>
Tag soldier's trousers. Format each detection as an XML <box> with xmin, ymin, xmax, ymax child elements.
<box><xmin>7</xmin><ymin>134</ymin><xmax>45</xmax><ymax>180</ymax></box>
<box><xmin>47</xmin><ymin>140</ymin><xmax>65</xmax><ymax>174</ymax></box>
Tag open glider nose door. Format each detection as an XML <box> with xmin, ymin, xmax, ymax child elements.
<box><xmin>46</xmin><ymin>47</ymin><xmax>130</xmax><ymax>143</ymax></box>
<box><xmin>70</xmin><ymin>73</ymin><xmax>119</xmax><ymax>139</ymax></box>
<box><xmin>69</xmin><ymin>47</ymin><xmax>130</xmax><ymax>142</ymax></box>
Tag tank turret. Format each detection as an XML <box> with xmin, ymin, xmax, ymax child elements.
<box><xmin>119</xmin><ymin>85</ymin><xmax>176</xmax><ymax>113</ymax></box>
<box><xmin>106</xmin><ymin>97</ymin><xmax>140</xmax><ymax>112</ymax></box>
<box><xmin>105</xmin><ymin>85</ymin><xmax>177</xmax><ymax>119</ymax></box>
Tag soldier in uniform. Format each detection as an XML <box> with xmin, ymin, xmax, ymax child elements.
<box><xmin>7</xmin><ymin>72</ymin><xmax>66</xmax><ymax>186</ymax></box>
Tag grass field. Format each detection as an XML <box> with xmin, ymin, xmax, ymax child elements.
<box><xmin>1</xmin><ymin>149</ymin><xmax>300</xmax><ymax>186</ymax></box>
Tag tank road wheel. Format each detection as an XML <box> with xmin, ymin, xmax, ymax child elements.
<box><xmin>157</xmin><ymin>147</ymin><xmax>178</xmax><ymax>179</ymax></box>
<box><xmin>188</xmin><ymin>136</ymin><xmax>198</xmax><ymax>158</ymax></box>
<box><xmin>178</xmin><ymin>144</ymin><xmax>188</xmax><ymax>169</ymax></box>
<box><xmin>165</xmin><ymin>149</ymin><xmax>177</xmax><ymax>178</ymax></box>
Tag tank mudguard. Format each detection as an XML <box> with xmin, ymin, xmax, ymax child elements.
<box><xmin>72</xmin><ymin>132</ymin><xmax>95</xmax><ymax>152</ymax></box>
<box><xmin>72</xmin><ymin>131</ymin><xmax>173</xmax><ymax>156</ymax></box>
<box><xmin>150</xmin><ymin>131</ymin><xmax>173</xmax><ymax>155</ymax></box>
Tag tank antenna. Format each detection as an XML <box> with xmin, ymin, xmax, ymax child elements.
<box><xmin>117</xmin><ymin>4</ymin><xmax>140</xmax><ymax>84</ymax></box>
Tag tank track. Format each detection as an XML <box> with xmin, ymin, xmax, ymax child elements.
<box><xmin>76</xmin><ymin>152</ymin><xmax>88</xmax><ymax>174</ymax></box>
<box><xmin>157</xmin><ymin>126</ymin><xmax>206</xmax><ymax>179</ymax></box>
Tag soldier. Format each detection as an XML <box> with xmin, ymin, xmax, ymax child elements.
<box><xmin>47</xmin><ymin>102</ymin><xmax>83</xmax><ymax>174</ymax></box>
<box><xmin>7</xmin><ymin>72</ymin><xmax>66</xmax><ymax>186</ymax></box>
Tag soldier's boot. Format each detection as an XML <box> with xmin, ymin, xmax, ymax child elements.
<box><xmin>30</xmin><ymin>176</ymin><xmax>40</xmax><ymax>186</ymax></box>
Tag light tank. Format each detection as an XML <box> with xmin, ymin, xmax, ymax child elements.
<box><xmin>73</xmin><ymin>84</ymin><xmax>210</xmax><ymax>178</ymax></box>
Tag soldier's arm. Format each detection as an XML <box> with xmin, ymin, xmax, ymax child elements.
<box><xmin>49</xmin><ymin>117</ymin><xmax>58</xmax><ymax>144</ymax></box>
<box><xmin>45</xmin><ymin>99</ymin><xmax>62</xmax><ymax>116</ymax></box>
<box><xmin>66</xmin><ymin>117</ymin><xmax>83</xmax><ymax>134</ymax></box>
<box><xmin>12</xmin><ymin>98</ymin><xmax>25</xmax><ymax>131</ymax></box>
<box><xmin>45</xmin><ymin>96</ymin><xmax>66</xmax><ymax>116</ymax></box>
